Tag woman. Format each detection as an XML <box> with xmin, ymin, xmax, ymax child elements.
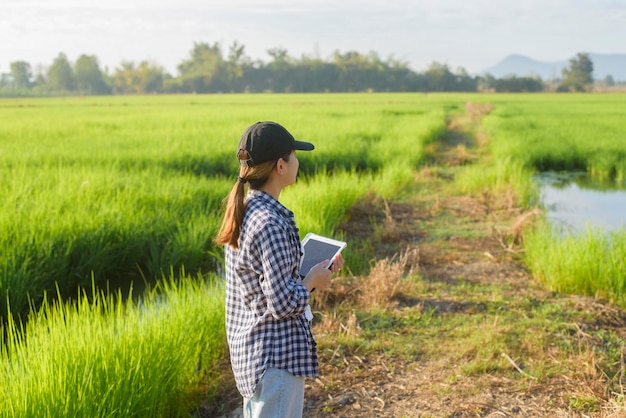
<box><xmin>215</xmin><ymin>121</ymin><xmax>344</xmax><ymax>417</ymax></box>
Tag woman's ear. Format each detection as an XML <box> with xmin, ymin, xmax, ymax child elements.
<box><xmin>276</xmin><ymin>158</ymin><xmax>285</xmax><ymax>174</ymax></box>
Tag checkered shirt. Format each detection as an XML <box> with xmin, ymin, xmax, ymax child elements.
<box><xmin>225</xmin><ymin>190</ymin><xmax>318</xmax><ymax>399</ymax></box>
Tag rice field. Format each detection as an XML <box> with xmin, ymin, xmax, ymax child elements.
<box><xmin>0</xmin><ymin>94</ymin><xmax>449</xmax><ymax>415</ymax></box>
<box><xmin>0</xmin><ymin>276</ymin><xmax>226</xmax><ymax>417</ymax></box>
<box><xmin>470</xmin><ymin>94</ymin><xmax>626</xmax><ymax>304</ymax></box>
<box><xmin>482</xmin><ymin>94</ymin><xmax>626</xmax><ymax>181</ymax></box>
<box><xmin>1</xmin><ymin>93</ymin><xmax>625</xmax><ymax>415</ymax></box>
<box><xmin>0</xmin><ymin>94</ymin><xmax>449</xmax><ymax>317</ymax></box>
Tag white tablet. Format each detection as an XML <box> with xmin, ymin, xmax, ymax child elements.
<box><xmin>299</xmin><ymin>233</ymin><xmax>347</xmax><ymax>278</ymax></box>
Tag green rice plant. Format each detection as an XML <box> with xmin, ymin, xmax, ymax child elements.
<box><xmin>524</xmin><ymin>222</ymin><xmax>626</xmax><ymax>307</ymax></box>
<box><xmin>285</xmin><ymin>106</ymin><xmax>447</xmax><ymax>234</ymax></box>
<box><xmin>370</xmin><ymin>107</ymin><xmax>447</xmax><ymax>197</ymax></box>
<box><xmin>284</xmin><ymin>170</ymin><xmax>370</xmax><ymax>238</ymax></box>
<box><xmin>0</xmin><ymin>274</ymin><xmax>226</xmax><ymax>417</ymax></box>
<box><xmin>282</xmin><ymin>105</ymin><xmax>447</xmax><ymax>273</ymax></box>
<box><xmin>6</xmin><ymin>93</ymin><xmax>625</xmax><ymax>322</ymax></box>
<box><xmin>483</xmin><ymin>94</ymin><xmax>626</xmax><ymax>183</ymax></box>
<box><xmin>298</xmin><ymin>98</ymin><xmax>447</xmax><ymax>178</ymax></box>
<box><xmin>0</xmin><ymin>94</ymin><xmax>453</xmax><ymax>317</ymax></box>
<box><xmin>283</xmin><ymin>170</ymin><xmax>372</xmax><ymax>275</ymax></box>
<box><xmin>454</xmin><ymin>157</ymin><xmax>539</xmax><ymax>208</ymax></box>
<box><xmin>0</xmin><ymin>96</ymin><xmax>244</xmax><ymax>316</ymax></box>
<box><xmin>0</xmin><ymin>163</ymin><xmax>231</xmax><ymax>317</ymax></box>
<box><xmin>588</xmin><ymin>150</ymin><xmax>626</xmax><ymax>181</ymax></box>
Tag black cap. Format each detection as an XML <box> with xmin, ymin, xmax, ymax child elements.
<box><xmin>238</xmin><ymin>121</ymin><xmax>314</xmax><ymax>166</ymax></box>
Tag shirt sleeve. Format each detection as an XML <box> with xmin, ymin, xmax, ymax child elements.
<box><xmin>256</xmin><ymin>222</ymin><xmax>310</xmax><ymax>320</ymax></box>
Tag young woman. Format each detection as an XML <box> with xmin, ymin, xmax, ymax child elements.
<box><xmin>215</xmin><ymin>121</ymin><xmax>344</xmax><ymax>418</ymax></box>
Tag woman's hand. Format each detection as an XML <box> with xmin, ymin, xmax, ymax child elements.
<box><xmin>302</xmin><ymin>254</ymin><xmax>344</xmax><ymax>292</ymax></box>
<box><xmin>328</xmin><ymin>253</ymin><xmax>344</xmax><ymax>274</ymax></box>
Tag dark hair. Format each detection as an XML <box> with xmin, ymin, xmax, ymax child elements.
<box><xmin>214</xmin><ymin>151</ymin><xmax>291</xmax><ymax>249</ymax></box>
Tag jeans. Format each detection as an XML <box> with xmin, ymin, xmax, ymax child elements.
<box><xmin>243</xmin><ymin>368</ymin><xmax>305</xmax><ymax>418</ymax></box>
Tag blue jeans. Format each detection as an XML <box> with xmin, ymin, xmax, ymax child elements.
<box><xmin>243</xmin><ymin>368</ymin><xmax>305</xmax><ymax>418</ymax></box>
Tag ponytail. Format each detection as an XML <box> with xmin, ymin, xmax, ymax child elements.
<box><xmin>214</xmin><ymin>178</ymin><xmax>247</xmax><ymax>249</ymax></box>
<box><xmin>215</xmin><ymin>153</ymin><xmax>277</xmax><ymax>249</ymax></box>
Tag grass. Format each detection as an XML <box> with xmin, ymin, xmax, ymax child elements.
<box><xmin>314</xmin><ymin>264</ymin><xmax>625</xmax><ymax>411</ymax></box>
<box><xmin>460</xmin><ymin>94</ymin><xmax>626</xmax><ymax>309</ymax></box>
<box><xmin>0</xmin><ymin>164</ymin><xmax>230</xmax><ymax>317</ymax></box>
<box><xmin>454</xmin><ymin>157</ymin><xmax>539</xmax><ymax>210</ymax></box>
<box><xmin>524</xmin><ymin>222</ymin><xmax>626</xmax><ymax>306</ymax></box>
<box><xmin>309</xmin><ymin>161</ymin><xmax>626</xmax><ymax>414</ymax></box>
<box><xmin>483</xmin><ymin>94</ymin><xmax>626</xmax><ymax>182</ymax></box>
<box><xmin>0</xmin><ymin>94</ymin><xmax>449</xmax><ymax>316</ymax></box>
<box><xmin>0</xmin><ymin>274</ymin><xmax>226</xmax><ymax>417</ymax></box>
<box><xmin>305</xmin><ymin>96</ymin><xmax>626</xmax><ymax>413</ymax></box>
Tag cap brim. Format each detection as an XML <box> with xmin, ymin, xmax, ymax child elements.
<box><xmin>294</xmin><ymin>140</ymin><xmax>314</xmax><ymax>151</ymax></box>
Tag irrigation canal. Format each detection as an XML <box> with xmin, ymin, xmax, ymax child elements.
<box><xmin>537</xmin><ymin>171</ymin><xmax>626</xmax><ymax>233</ymax></box>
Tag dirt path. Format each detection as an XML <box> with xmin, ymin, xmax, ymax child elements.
<box><xmin>214</xmin><ymin>106</ymin><xmax>626</xmax><ymax>418</ymax></box>
<box><xmin>303</xmin><ymin>195</ymin><xmax>580</xmax><ymax>417</ymax></box>
<box><xmin>301</xmin><ymin>107</ymin><xmax>626</xmax><ymax>417</ymax></box>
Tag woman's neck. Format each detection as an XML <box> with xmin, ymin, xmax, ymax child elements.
<box><xmin>260</xmin><ymin>181</ymin><xmax>282</xmax><ymax>200</ymax></box>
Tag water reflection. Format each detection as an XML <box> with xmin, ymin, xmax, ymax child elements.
<box><xmin>536</xmin><ymin>172</ymin><xmax>626</xmax><ymax>232</ymax></box>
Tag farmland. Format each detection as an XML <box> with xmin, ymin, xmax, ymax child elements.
<box><xmin>1</xmin><ymin>93</ymin><xmax>625</xmax><ymax>416</ymax></box>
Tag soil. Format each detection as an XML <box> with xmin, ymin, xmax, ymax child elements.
<box><xmin>211</xmin><ymin>105</ymin><xmax>626</xmax><ymax>418</ymax></box>
<box><xmin>301</xmin><ymin>196</ymin><xmax>625</xmax><ymax>418</ymax></box>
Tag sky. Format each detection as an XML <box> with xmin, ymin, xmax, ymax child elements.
<box><xmin>1</xmin><ymin>0</ymin><xmax>625</xmax><ymax>76</ymax></box>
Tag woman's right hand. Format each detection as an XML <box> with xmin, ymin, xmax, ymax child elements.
<box><xmin>302</xmin><ymin>260</ymin><xmax>332</xmax><ymax>292</ymax></box>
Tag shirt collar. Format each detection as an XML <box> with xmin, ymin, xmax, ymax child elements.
<box><xmin>246</xmin><ymin>189</ymin><xmax>294</xmax><ymax>219</ymax></box>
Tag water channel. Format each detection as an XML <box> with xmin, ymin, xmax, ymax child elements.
<box><xmin>536</xmin><ymin>172</ymin><xmax>626</xmax><ymax>233</ymax></box>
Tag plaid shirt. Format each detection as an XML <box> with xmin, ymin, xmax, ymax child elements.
<box><xmin>225</xmin><ymin>190</ymin><xmax>318</xmax><ymax>399</ymax></box>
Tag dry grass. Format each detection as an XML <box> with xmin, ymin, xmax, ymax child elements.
<box><xmin>492</xmin><ymin>207</ymin><xmax>543</xmax><ymax>252</ymax></box>
<box><xmin>356</xmin><ymin>249</ymin><xmax>418</xmax><ymax>308</ymax></box>
<box><xmin>312</xmin><ymin>247</ymin><xmax>420</xmax><ymax>349</ymax></box>
<box><xmin>314</xmin><ymin>248</ymin><xmax>419</xmax><ymax>312</ymax></box>
<box><xmin>447</xmin><ymin>102</ymin><xmax>493</xmax><ymax>132</ymax></box>
<box><xmin>372</xmin><ymin>199</ymin><xmax>400</xmax><ymax>243</ymax></box>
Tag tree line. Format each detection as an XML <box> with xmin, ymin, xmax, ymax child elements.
<box><xmin>0</xmin><ymin>42</ymin><xmax>595</xmax><ymax>96</ymax></box>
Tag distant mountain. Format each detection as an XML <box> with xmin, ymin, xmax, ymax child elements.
<box><xmin>482</xmin><ymin>53</ymin><xmax>626</xmax><ymax>81</ymax></box>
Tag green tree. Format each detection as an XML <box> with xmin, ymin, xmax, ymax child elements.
<box><xmin>10</xmin><ymin>61</ymin><xmax>32</xmax><ymax>89</ymax></box>
<box><xmin>453</xmin><ymin>67</ymin><xmax>478</xmax><ymax>92</ymax></box>
<box><xmin>166</xmin><ymin>40</ymin><xmax>481</xmax><ymax>94</ymax></box>
<box><xmin>266</xmin><ymin>47</ymin><xmax>293</xmax><ymax>92</ymax></box>
<box><xmin>226</xmin><ymin>40</ymin><xmax>249</xmax><ymax>91</ymax></box>
<box><xmin>110</xmin><ymin>61</ymin><xmax>140</xmax><ymax>94</ymax></box>
<box><xmin>47</xmin><ymin>53</ymin><xmax>76</xmax><ymax>91</ymax></box>
<box><xmin>29</xmin><ymin>64</ymin><xmax>48</xmax><ymax>89</ymax></box>
<box><xmin>290</xmin><ymin>54</ymin><xmax>338</xmax><ymax>92</ymax></box>
<box><xmin>178</xmin><ymin>42</ymin><xmax>227</xmax><ymax>93</ymax></box>
<box><xmin>331</xmin><ymin>50</ymin><xmax>385</xmax><ymax>92</ymax></box>
<box><xmin>559</xmin><ymin>52</ymin><xmax>593</xmax><ymax>92</ymax></box>
<box><xmin>74</xmin><ymin>55</ymin><xmax>110</xmax><ymax>94</ymax></box>
<box><xmin>136</xmin><ymin>61</ymin><xmax>165</xmax><ymax>93</ymax></box>
<box><xmin>478</xmin><ymin>73</ymin><xmax>497</xmax><ymax>92</ymax></box>
<box><xmin>0</xmin><ymin>73</ymin><xmax>11</xmax><ymax>88</ymax></box>
<box><xmin>385</xmin><ymin>55</ymin><xmax>420</xmax><ymax>91</ymax></box>
<box><xmin>421</xmin><ymin>63</ymin><xmax>477</xmax><ymax>92</ymax></box>
<box><xmin>488</xmin><ymin>75</ymin><xmax>544</xmax><ymax>92</ymax></box>
<box><xmin>110</xmin><ymin>61</ymin><xmax>165</xmax><ymax>94</ymax></box>
<box><xmin>423</xmin><ymin>62</ymin><xmax>457</xmax><ymax>91</ymax></box>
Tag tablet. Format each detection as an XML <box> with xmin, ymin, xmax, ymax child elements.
<box><xmin>299</xmin><ymin>233</ymin><xmax>347</xmax><ymax>278</ymax></box>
